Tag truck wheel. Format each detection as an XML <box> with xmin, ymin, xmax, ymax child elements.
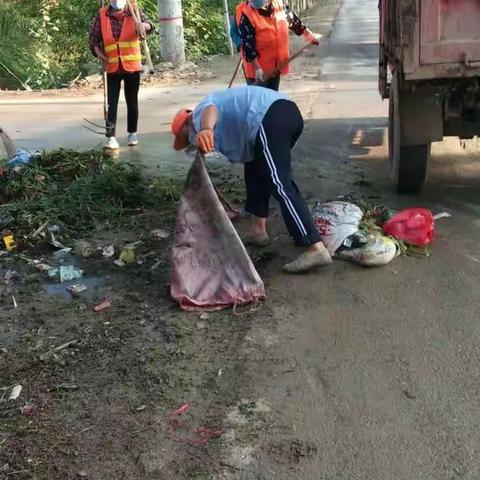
<box><xmin>389</xmin><ymin>74</ymin><xmax>430</xmax><ymax>194</ymax></box>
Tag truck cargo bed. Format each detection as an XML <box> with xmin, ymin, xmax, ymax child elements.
<box><xmin>420</xmin><ymin>0</ymin><xmax>480</xmax><ymax>66</ymax></box>
<box><xmin>380</xmin><ymin>0</ymin><xmax>480</xmax><ymax>84</ymax></box>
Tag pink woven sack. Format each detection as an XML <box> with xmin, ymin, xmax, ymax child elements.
<box><xmin>171</xmin><ymin>154</ymin><xmax>266</xmax><ymax>311</ymax></box>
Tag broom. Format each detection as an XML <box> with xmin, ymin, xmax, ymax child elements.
<box><xmin>0</xmin><ymin>127</ymin><xmax>16</xmax><ymax>159</ymax></box>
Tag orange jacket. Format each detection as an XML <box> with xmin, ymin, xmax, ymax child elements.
<box><xmin>100</xmin><ymin>7</ymin><xmax>142</xmax><ymax>73</ymax></box>
<box><xmin>236</xmin><ymin>0</ymin><xmax>290</xmax><ymax>79</ymax></box>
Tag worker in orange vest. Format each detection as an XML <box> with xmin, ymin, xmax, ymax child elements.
<box><xmin>236</xmin><ymin>0</ymin><xmax>321</xmax><ymax>91</ymax></box>
<box><xmin>89</xmin><ymin>0</ymin><xmax>153</xmax><ymax>150</ymax></box>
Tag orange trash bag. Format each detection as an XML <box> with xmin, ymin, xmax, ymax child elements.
<box><xmin>170</xmin><ymin>153</ymin><xmax>266</xmax><ymax>311</ymax></box>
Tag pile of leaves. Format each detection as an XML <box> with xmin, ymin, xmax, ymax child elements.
<box><xmin>0</xmin><ymin>148</ymin><xmax>180</xmax><ymax>239</ymax></box>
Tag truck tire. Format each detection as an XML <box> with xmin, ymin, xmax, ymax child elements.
<box><xmin>389</xmin><ymin>74</ymin><xmax>430</xmax><ymax>194</ymax></box>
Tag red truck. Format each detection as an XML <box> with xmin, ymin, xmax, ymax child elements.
<box><xmin>379</xmin><ymin>0</ymin><xmax>480</xmax><ymax>192</ymax></box>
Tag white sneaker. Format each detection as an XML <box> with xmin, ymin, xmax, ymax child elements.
<box><xmin>128</xmin><ymin>133</ymin><xmax>138</xmax><ymax>146</ymax></box>
<box><xmin>104</xmin><ymin>137</ymin><xmax>120</xmax><ymax>150</ymax></box>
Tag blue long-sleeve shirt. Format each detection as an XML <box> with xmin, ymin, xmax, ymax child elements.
<box><xmin>188</xmin><ymin>86</ymin><xmax>289</xmax><ymax>163</ymax></box>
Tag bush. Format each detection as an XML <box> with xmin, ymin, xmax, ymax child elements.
<box><xmin>0</xmin><ymin>0</ymin><xmax>98</xmax><ymax>89</ymax></box>
<box><xmin>183</xmin><ymin>0</ymin><xmax>228</xmax><ymax>59</ymax></box>
<box><xmin>0</xmin><ymin>0</ymin><xmax>232</xmax><ymax>90</ymax></box>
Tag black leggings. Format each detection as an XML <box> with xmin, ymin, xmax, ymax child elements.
<box><xmin>106</xmin><ymin>72</ymin><xmax>140</xmax><ymax>138</ymax></box>
<box><xmin>245</xmin><ymin>100</ymin><xmax>321</xmax><ymax>247</ymax></box>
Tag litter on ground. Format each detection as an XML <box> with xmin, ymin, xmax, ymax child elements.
<box><xmin>311</xmin><ymin>199</ymin><xmax>440</xmax><ymax>267</ymax></box>
<box><xmin>74</xmin><ymin>240</ymin><xmax>94</xmax><ymax>258</ymax></box>
<box><xmin>338</xmin><ymin>232</ymin><xmax>398</xmax><ymax>266</ymax></box>
<box><xmin>102</xmin><ymin>245</ymin><xmax>115</xmax><ymax>258</ymax></box>
<box><xmin>150</xmin><ymin>229</ymin><xmax>170</xmax><ymax>240</ymax></box>
<box><xmin>119</xmin><ymin>247</ymin><xmax>136</xmax><ymax>264</ymax></box>
<box><xmin>94</xmin><ymin>298</ymin><xmax>112</xmax><ymax>312</ymax></box>
<box><xmin>168</xmin><ymin>403</ymin><xmax>223</xmax><ymax>446</ymax></box>
<box><xmin>8</xmin><ymin>385</ymin><xmax>23</xmax><ymax>401</ymax></box>
<box><xmin>48</xmin><ymin>266</ymin><xmax>84</xmax><ymax>283</ymax></box>
<box><xmin>67</xmin><ymin>284</ymin><xmax>88</xmax><ymax>296</ymax></box>
<box><xmin>383</xmin><ymin>208</ymin><xmax>435</xmax><ymax>246</ymax></box>
<box><xmin>3</xmin><ymin>234</ymin><xmax>15</xmax><ymax>252</ymax></box>
<box><xmin>312</xmin><ymin>201</ymin><xmax>364</xmax><ymax>255</ymax></box>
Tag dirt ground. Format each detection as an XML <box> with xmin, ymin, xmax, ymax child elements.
<box><xmin>3</xmin><ymin>0</ymin><xmax>480</xmax><ymax>479</ymax></box>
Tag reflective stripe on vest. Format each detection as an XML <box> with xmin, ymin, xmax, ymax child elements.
<box><xmin>99</xmin><ymin>7</ymin><xmax>142</xmax><ymax>73</ymax></box>
<box><xmin>237</xmin><ymin>0</ymin><xmax>290</xmax><ymax>79</ymax></box>
<box><xmin>108</xmin><ymin>54</ymin><xmax>142</xmax><ymax>63</ymax></box>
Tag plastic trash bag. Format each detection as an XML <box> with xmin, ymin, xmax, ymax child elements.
<box><xmin>171</xmin><ymin>153</ymin><xmax>265</xmax><ymax>311</ymax></box>
<box><xmin>383</xmin><ymin>208</ymin><xmax>434</xmax><ymax>246</ymax></box>
<box><xmin>338</xmin><ymin>232</ymin><xmax>398</xmax><ymax>267</ymax></box>
<box><xmin>6</xmin><ymin>149</ymin><xmax>41</xmax><ymax>168</ymax></box>
<box><xmin>312</xmin><ymin>201</ymin><xmax>363</xmax><ymax>255</ymax></box>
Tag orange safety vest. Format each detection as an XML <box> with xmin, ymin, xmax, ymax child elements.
<box><xmin>236</xmin><ymin>0</ymin><xmax>290</xmax><ymax>79</ymax></box>
<box><xmin>99</xmin><ymin>7</ymin><xmax>142</xmax><ymax>73</ymax></box>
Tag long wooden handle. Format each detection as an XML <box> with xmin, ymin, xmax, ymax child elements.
<box><xmin>141</xmin><ymin>40</ymin><xmax>155</xmax><ymax>74</ymax></box>
<box><xmin>100</xmin><ymin>0</ymin><xmax>108</xmax><ymax>122</ymax></box>
<box><xmin>128</xmin><ymin>1</ymin><xmax>155</xmax><ymax>74</ymax></box>
<box><xmin>228</xmin><ymin>57</ymin><xmax>242</xmax><ymax>88</ymax></box>
<box><xmin>134</xmin><ymin>4</ymin><xmax>155</xmax><ymax>74</ymax></box>
<box><xmin>267</xmin><ymin>42</ymin><xmax>314</xmax><ymax>79</ymax></box>
<box><xmin>103</xmin><ymin>71</ymin><xmax>108</xmax><ymax>121</ymax></box>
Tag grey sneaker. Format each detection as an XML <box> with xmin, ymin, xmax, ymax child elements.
<box><xmin>104</xmin><ymin>137</ymin><xmax>120</xmax><ymax>150</ymax></box>
<box><xmin>128</xmin><ymin>133</ymin><xmax>139</xmax><ymax>146</ymax></box>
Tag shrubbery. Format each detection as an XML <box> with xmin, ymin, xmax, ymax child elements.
<box><xmin>0</xmin><ymin>0</ymin><xmax>230</xmax><ymax>90</ymax></box>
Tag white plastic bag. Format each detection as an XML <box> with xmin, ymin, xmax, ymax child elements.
<box><xmin>312</xmin><ymin>201</ymin><xmax>363</xmax><ymax>255</ymax></box>
<box><xmin>338</xmin><ymin>232</ymin><xmax>398</xmax><ymax>267</ymax></box>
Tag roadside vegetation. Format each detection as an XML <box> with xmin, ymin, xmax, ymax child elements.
<box><xmin>0</xmin><ymin>0</ymin><xmax>231</xmax><ymax>90</ymax></box>
<box><xmin>0</xmin><ymin>149</ymin><xmax>182</xmax><ymax>247</ymax></box>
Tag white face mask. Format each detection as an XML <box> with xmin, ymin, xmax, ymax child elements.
<box><xmin>111</xmin><ymin>0</ymin><xmax>127</xmax><ymax>10</ymax></box>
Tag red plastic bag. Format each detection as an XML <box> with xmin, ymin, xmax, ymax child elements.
<box><xmin>168</xmin><ymin>403</ymin><xmax>224</xmax><ymax>446</ymax></box>
<box><xmin>383</xmin><ymin>208</ymin><xmax>434</xmax><ymax>246</ymax></box>
<box><xmin>170</xmin><ymin>153</ymin><xmax>266</xmax><ymax>311</ymax></box>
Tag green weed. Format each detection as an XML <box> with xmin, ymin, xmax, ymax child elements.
<box><xmin>0</xmin><ymin>148</ymin><xmax>180</xmax><ymax>239</ymax></box>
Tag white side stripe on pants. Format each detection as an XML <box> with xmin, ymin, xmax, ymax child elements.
<box><xmin>259</xmin><ymin>125</ymin><xmax>308</xmax><ymax>237</ymax></box>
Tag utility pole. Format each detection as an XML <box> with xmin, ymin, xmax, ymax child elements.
<box><xmin>158</xmin><ymin>0</ymin><xmax>186</xmax><ymax>67</ymax></box>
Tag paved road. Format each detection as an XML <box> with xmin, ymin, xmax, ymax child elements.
<box><xmin>214</xmin><ymin>0</ymin><xmax>480</xmax><ymax>478</ymax></box>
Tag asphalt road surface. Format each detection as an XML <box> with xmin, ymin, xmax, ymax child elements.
<box><xmin>213</xmin><ymin>0</ymin><xmax>480</xmax><ymax>478</ymax></box>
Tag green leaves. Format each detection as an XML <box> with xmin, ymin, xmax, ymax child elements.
<box><xmin>0</xmin><ymin>0</ymin><xmax>98</xmax><ymax>89</ymax></box>
<box><xmin>183</xmin><ymin>0</ymin><xmax>228</xmax><ymax>59</ymax></box>
<box><xmin>0</xmin><ymin>0</ymin><xmax>233</xmax><ymax>89</ymax></box>
<box><xmin>0</xmin><ymin>148</ymin><xmax>180</xmax><ymax>235</ymax></box>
